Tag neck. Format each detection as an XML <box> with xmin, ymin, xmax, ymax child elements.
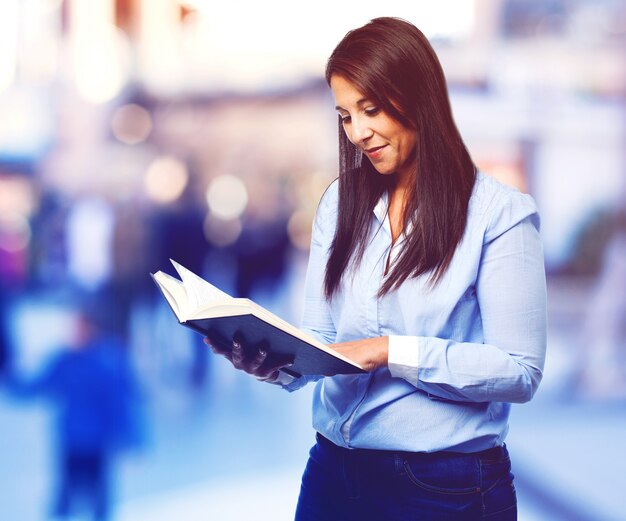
<box><xmin>395</xmin><ymin>157</ymin><xmax>416</xmax><ymax>192</ymax></box>
<box><xmin>391</xmin><ymin>168</ymin><xmax>413</xmax><ymax>205</ymax></box>
<box><xmin>386</xmin><ymin>165</ymin><xmax>415</xmax><ymax>242</ymax></box>
<box><xmin>388</xmin><ymin>186</ymin><xmax>409</xmax><ymax>244</ymax></box>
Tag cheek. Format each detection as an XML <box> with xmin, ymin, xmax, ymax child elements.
<box><xmin>399</xmin><ymin>133</ymin><xmax>417</xmax><ymax>157</ymax></box>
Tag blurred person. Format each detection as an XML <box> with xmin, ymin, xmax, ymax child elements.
<box><xmin>232</xmin><ymin>197</ymin><xmax>291</xmax><ymax>300</ymax></box>
<box><xmin>29</xmin><ymin>192</ymin><xmax>69</xmax><ymax>290</ymax></box>
<box><xmin>576</xmin><ymin>207</ymin><xmax>626</xmax><ymax>399</ymax></box>
<box><xmin>150</xmin><ymin>183</ymin><xmax>212</xmax><ymax>390</ymax></box>
<box><xmin>4</xmin><ymin>302</ymin><xmax>144</xmax><ymax>521</ymax></box>
<box><xmin>0</xmin><ymin>289</ymin><xmax>10</xmax><ymax>379</ymax></box>
<box><xmin>66</xmin><ymin>197</ymin><xmax>115</xmax><ymax>293</ymax></box>
<box><xmin>0</xmin><ymin>231</ymin><xmax>28</xmax><ymax>381</ymax></box>
<box><xmin>107</xmin><ymin>198</ymin><xmax>158</xmax><ymax>344</ymax></box>
<box><xmin>205</xmin><ymin>17</ymin><xmax>547</xmax><ymax>520</ymax></box>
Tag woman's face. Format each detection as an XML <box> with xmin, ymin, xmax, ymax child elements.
<box><xmin>330</xmin><ymin>74</ymin><xmax>417</xmax><ymax>183</ymax></box>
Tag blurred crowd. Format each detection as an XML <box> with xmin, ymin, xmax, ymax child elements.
<box><xmin>0</xmin><ymin>83</ymin><xmax>331</xmax><ymax>519</ymax></box>
<box><xmin>1</xmin><ymin>0</ymin><xmax>626</xmax><ymax>520</ymax></box>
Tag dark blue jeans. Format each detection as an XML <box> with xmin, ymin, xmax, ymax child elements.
<box><xmin>295</xmin><ymin>434</ymin><xmax>516</xmax><ymax>521</ymax></box>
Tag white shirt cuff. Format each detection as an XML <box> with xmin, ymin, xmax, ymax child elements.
<box><xmin>388</xmin><ymin>335</ymin><xmax>420</xmax><ymax>385</ymax></box>
<box><xmin>259</xmin><ymin>369</ymin><xmax>297</xmax><ymax>386</ymax></box>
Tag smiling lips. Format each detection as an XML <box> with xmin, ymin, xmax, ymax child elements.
<box><xmin>365</xmin><ymin>145</ymin><xmax>386</xmax><ymax>158</ymax></box>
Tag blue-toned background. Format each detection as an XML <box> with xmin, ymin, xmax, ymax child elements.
<box><xmin>1</xmin><ymin>1</ymin><xmax>625</xmax><ymax>520</ymax></box>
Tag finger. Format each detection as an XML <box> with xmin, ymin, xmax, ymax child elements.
<box><xmin>204</xmin><ymin>333</ymin><xmax>230</xmax><ymax>353</ymax></box>
<box><xmin>231</xmin><ymin>339</ymin><xmax>245</xmax><ymax>368</ymax></box>
<box><xmin>211</xmin><ymin>344</ymin><xmax>233</xmax><ymax>362</ymax></box>
<box><xmin>204</xmin><ymin>341</ymin><xmax>232</xmax><ymax>363</ymax></box>
<box><xmin>204</xmin><ymin>336</ymin><xmax>220</xmax><ymax>351</ymax></box>
<box><xmin>256</xmin><ymin>369</ymin><xmax>280</xmax><ymax>382</ymax></box>
<box><xmin>248</xmin><ymin>347</ymin><xmax>268</xmax><ymax>372</ymax></box>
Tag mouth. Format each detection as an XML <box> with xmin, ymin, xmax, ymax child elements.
<box><xmin>364</xmin><ymin>145</ymin><xmax>386</xmax><ymax>158</ymax></box>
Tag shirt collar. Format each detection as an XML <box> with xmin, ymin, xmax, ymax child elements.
<box><xmin>373</xmin><ymin>190</ymin><xmax>389</xmax><ymax>224</ymax></box>
<box><xmin>372</xmin><ymin>189</ymin><xmax>414</xmax><ymax>243</ymax></box>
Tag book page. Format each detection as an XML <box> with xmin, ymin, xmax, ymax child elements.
<box><xmin>151</xmin><ymin>271</ymin><xmax>186</xmax><ymax>320</ymax></box>
<box><xmin>170</xmin><ymin>259</ymin><xmax>232</xmax><ymax>310</ymax></box>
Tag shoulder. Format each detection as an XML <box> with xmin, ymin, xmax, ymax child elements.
<box><xmin>318</xmin><ymin>178</ymin><xmax>339</xmax><ymax>213</ymax></box>
<box><xmin>469</xmin><ymin>172</ymin><xmax>540</xmax><ymax>244</ymax></box>
<box><xmin>313</xmin><ymin>178</ymin><xmax>339</xmax><ymax>233</ymax></box>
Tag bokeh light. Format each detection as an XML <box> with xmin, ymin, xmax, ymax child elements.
<box><xmin>203</xmin><ymin>214</ymin><xmax>242</xmax><ymax>247</ymax></box>
<box><xmin>69</xmin><ymin>0</ymin><xmax>130</xmax><ymax>103</ymax></box>
<box><xmin>111</xmin><ymin>104</ymin><xmax>153</xmax><ymax>145</ymax></box>
<box><xmin>0</xmin><ymin>176</ymin><xmax>37</xmax><ymax>218</ymax></box>
<box><xmin>144</xmin><ymin>156</ymin><xmax>189</xmax><ymax>204</ymax></box>
<box><xmin>0</xmin><ymin>0</ymin><xmax>20</xmax><ymax>94</ymax></box>
<box><xmin>287</xmin><ymin>210</ymin><xmax>312</xmax><ymax>251</ymax></box>
<box><xmin>0</xmin><ymin>212</ymin><xmax>32</xmax><ymax>253</ymax></box>
<box><xmin>205</xmin><ymin>174</ymin><xmax>248</xmax><ymax>220</ymax></box>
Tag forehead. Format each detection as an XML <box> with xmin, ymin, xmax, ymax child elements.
<box><xmin>330</xmin><ymin>75</ymin><xmax>371</xmax><ymax>109</ymax></box>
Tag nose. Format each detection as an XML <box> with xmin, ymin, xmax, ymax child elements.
<box><xmin>348</xmin><ymin>116</ymin><xmax>373</xmax><ymax>145</ymax></box>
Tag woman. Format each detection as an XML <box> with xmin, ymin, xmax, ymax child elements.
<box><xmin>206</xmin><ymin>17</ymin><xmax>546</xmax><ymax>520</ymax></box>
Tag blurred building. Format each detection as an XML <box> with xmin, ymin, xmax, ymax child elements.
<box><xmin>1</xmin><ymin>0</ymin><xmax>624</xmax><ymax>288</ymax></box>
<box><xmin>1</xmin><ymin>2</ymin><xmax>626</xmax><ymax>520</ymax></box>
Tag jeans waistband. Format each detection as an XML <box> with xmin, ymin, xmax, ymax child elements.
<box><xmin>315</xmin><ymin>432</ymin><xmax>506</xmax><ymax>461</ymax></box>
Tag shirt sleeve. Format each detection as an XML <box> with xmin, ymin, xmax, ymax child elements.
<box><xmin>258</xmin><ymin>369</ymin><xmax>298</xmax><ymax>386</ymax></box>
<box><xmin>276</xmin><ymin>183</ymin><xmax>339</xmax><ymax>392</ymax></box>
<box><xmin>300</xmin><ymin>183</ymin><xmax>339</xmax><ymax>345</ymax></box>
<box><xmin>387</xmin><ymin>335</ymin><xmax>420</xmax><ymax>381</ymax></box>
<box><xmin>389</xmin><ymin>205</ymin><xmax>547</xmax><ymax>404</ymax></box>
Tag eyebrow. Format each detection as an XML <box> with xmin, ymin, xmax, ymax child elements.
<box><xmin>334</xmin><ymin>98</ymin><xmax>371</xmax><ymax>111</ymax></box>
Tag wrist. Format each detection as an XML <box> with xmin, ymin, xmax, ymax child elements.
<box><xmin>380</xmin><ymin>336</ymin><xmax>389</xmax><ymax>367</ymax></box>
<box><xmin>258</xmin><ymin>370</ymin><xmax>297</xmax><ymax>386</ymax></box>
<box><xmin>255</xmin><ymin>371</ymin><xmax>279</xmax><ymax>383</ymax></box>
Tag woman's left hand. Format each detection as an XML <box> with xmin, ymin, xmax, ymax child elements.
<box><xmin>328</xmin><ymin>337</ymin><xmax>389</xmax><ymax>372</ymax></box>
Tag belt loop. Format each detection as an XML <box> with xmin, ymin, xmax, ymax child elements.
<box><xmin>393</xmin><ymin>452</ymin><xmax>404</xmax><ymax>474</ymax></box>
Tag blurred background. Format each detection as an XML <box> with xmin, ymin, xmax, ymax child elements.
<box><xmin>1</xmin><ymin>0</ymin><xmax>625</xmax><ymax>520</ymax></box>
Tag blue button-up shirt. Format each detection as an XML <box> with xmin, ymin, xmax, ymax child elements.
<box><xmin>288</xmin><ymin>172</ymin><xmax>547</xmax><ymax>453</ymax></box>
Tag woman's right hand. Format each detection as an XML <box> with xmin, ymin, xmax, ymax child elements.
<box><xmin>203</xmin><ymin>332</ymin><xmax>292</xmax><ymax>382</ymax></box>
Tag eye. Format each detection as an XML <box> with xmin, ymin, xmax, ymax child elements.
<box><xmin>364</xmin><ymin>107</ymin><xmax>380</xmax><ymax>117</ymax></box>
<box><xmin>339</xmin><ymin>114</ymin><xmax>351</xmax><ymax>124</ymax></box>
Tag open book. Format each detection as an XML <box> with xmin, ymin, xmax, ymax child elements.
<box><xmin>151</xmin><ymin>260</ymin><xmax>364</xmax><ymax>378</ymax></box>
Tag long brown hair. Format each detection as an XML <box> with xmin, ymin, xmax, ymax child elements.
<box><xmin>324</xmin><ymin>17</ymin><xmax>477</xmax><ymax>298</ymax></box>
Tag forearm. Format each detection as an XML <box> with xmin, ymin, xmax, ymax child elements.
<box><xmin>388</xmin><ymin>335</ymin><xmax>544</xmax><ymax>403</ymax></box>
<box><xmin>389</xmin><ymin>216</ymin><xmax>547</xmax><ymax>404</ymax></box>
<box><xmin>327</xmin><ymin>332</ymin><xmax>543</xmax><ymax>403</ymax></box>
<box><xmin>328</xmin><ymin>336</ymin><xmax>389</xmax><ymax>372</ymax></box>
<box><xmin>3</xmin><ymin>372</ymin><xmax>48</xmax><ymax>400</ymax></box>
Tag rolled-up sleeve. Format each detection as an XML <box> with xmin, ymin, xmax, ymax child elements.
<box><xmin>390</xmin><ymin>209</ymin><xmax>547</xmax><ymax>404</ymax></box>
